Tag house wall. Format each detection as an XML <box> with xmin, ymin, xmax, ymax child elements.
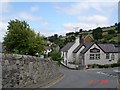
<box><xmin>75</xmin><ymin>46</ymin><xmax>85</xmax><ymax>63</ymax></box>
<box><xmin>84</xmin><ymin>44</ymin><xmax>118</xmax><ymax>65</ymax></box>
<box><xmin>61</xmin><ymin>51</ymin><xmax>68</xmax><ymax>65</ymax></box>
<box><xmin>67</xmin><ymin>38</ymin><xmax>81</xmax><ymax>63</ymax></box>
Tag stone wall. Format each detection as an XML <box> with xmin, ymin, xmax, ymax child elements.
<box><xmin>1</xmin><ymin>54</ymin><xmax>61</xmax><ymax>88</ymax></box>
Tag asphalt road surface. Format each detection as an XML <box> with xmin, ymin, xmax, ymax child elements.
<box><xmin>50</xmin><ymin>66</ymin><xmax>119</xmax><ymax>88</ymax></box>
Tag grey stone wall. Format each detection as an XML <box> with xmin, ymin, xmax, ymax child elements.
<box><xmin>2</xmin><ymin>54</ymin><xmax>60</xmax><ymax>88</ymax></box>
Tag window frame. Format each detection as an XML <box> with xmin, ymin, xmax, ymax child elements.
<box><xmin>95</xmin><ymin>54</ymin><xmax>100</xmax><ymax>60</ymax></box>
<box><xmin>90</xmin><ymin>54</ymin><xmax>94</xmax><ymax>60</ymax></box>
<box><xmin>90</xmin><ymin>53</ymin><xmax>100</xmax><ymax>60</ymax></box>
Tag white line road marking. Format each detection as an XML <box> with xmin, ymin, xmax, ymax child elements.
<box><xmin>96</xmin><ymin>71</ymin><xmax>117</xmax><ymax>77</ymax></box>
<box><xmin>114</xmin><ymin>70</ymin><xmax>120</xmax><ymax>73</ymax></box>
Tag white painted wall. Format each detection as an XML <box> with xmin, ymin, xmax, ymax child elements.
<box><xmin>84</xmin><ymin>44</ymin><xmax>118</xmax><ymax>65</ymax></box>
<box><xmin>61</xmin><ymin>36</ymin><xmax>81</xmax><ymax>65</ymax></box>
<box><xmin>75</xmin><ymin>46</ymin><xmax>85</xmax><ymax>63</ymax></box>
<box><xmin>67</xmin><ymin>38</ymin><xmax>81</xmax><ymax>63</ymax></box>
<box><xmin>44</xmin><ymin>49</ymin><xmax>52</xmax><ymax>55</ymax></box>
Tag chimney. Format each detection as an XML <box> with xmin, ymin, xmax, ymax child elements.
<box><xmin>79</xmin><ymin>34</ymin><xmax>84</xmax><ymax>45</ymax></box>
<box><xmin>75</xmin><ymin>34</ymin><xmax>84</xmax><ymax>45</ymax></box>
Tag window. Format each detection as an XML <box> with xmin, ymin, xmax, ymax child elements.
<box><xmin>90</xmin><ymin>54</ymin><xmax>94</xmax><ymax>60</ymax></box>
<box><xmin>90</xmin><ymin>54</ymin><xmax>100</xmax><ymax>60</ymax></box>
<box><xmin>96</xmin><ymin>54</ymin><xmax>100</xmax><ymax>60</ymax></box>
<box><xmin>106</xmin><ymin>53</ymin><xmax>110</xmax><ymax>59</ymax></box>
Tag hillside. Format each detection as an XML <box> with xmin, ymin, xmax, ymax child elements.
<box><xmin>47</xmin><ymin>23</ymin><xmax>119</xmax><ymax>49</ymax></box>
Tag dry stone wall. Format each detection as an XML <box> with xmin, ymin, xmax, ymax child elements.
<box><xmin>1</xmin><ymin>54</ymin><xmax>61</xmax><ymax>88</ymax></box>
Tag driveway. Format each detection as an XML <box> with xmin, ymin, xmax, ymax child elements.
<box><xmin>50</xmin><ymin>66</ymin><xmax>118</xmax><ymax>88</ymax></box>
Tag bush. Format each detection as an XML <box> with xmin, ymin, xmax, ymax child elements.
<box><xmin>111</xmin><ymin>63</ymin><xmax>119</xmax><ymax>68</ymax></box>
<box><xmin>97</xmin><ymin>64</ymin><xmax>103</xmax><ymax>68</ymax></box>
<box><xmin>87</xmin><ymin>63</ymin><xmax>120</xmax><ymax>69</ymax></box>
<box><xmin>50</xmin><ymin>50</ymin><xmax>61</xmax><ymax>66</ymax></box>
<box><xmin>103</xmin><ymin>64</ymin><xmax>109</xmax><ymax>68</ymax></box>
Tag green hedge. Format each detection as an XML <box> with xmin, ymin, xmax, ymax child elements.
<box><xmin>88</xmin><ymin>63</ymin><xmax>120</xmax><ymax>69</ymax></box>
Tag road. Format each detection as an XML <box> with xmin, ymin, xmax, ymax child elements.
<box><xmin>50</xmin><ymin>66</ymin><xmax>119</xmax><ymax>88</ymax></box>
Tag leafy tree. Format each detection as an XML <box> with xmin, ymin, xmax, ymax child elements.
<box><xmin>92</xmin><ymin>27</ymin><xmax>103</xmax><ymax>41</ymax></box>
<box><xmin>79</xmin><ymin>29</ymin><xmax>83</xmax><ymax>33</ymax></box>
<box><xmin>108</xmin><ymin>30</ymin><xmax>115</xmax><ymax>34</ymax></box>
<box><xmin>66</xmin><ymin>32</ymin><xmax>74</xmax><ymax>36</ymax></box>
<box><xmin>3</xmin><ymin>19</ymin><xmax>46</xmax><ymax>55</ymax></box>
<box><xmin>50</xmin><ymin>50</ymin><xmax>61</xmax><ymax>65</ymax></box>
<box><xmin>115</xmin><ymin>23</ymin><xmax>118</xmax><ymax>26</ymax></box>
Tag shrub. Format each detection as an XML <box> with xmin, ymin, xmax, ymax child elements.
<box><xmin>103</xmin><ymin>64</ymin><xmax>109</xmax><ymax>68</ymax></box>
<box><xmin>111</xmin><ymin>63</ymin><xmax>119</xmax><ymax>68</ymax></box>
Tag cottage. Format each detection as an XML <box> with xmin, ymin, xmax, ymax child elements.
<box><xmin>61</xmin><ymin>35</ymin><xmax>120</xmax><ymax>68</ymax></box>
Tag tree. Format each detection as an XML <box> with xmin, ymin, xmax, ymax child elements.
<box><xmin>92</xmin><ymin>27</ymin><xmax>103</xmax><ymax>41</ymax></box>
<box><xmin>50</xmin><ymin>50</ymin><xmax>61</xmax><ymax>65</ymax></box>
<box><xmin>3</xmin><ymin>19</ymin><xmax>46</xmax><ymax>55</ymax></box>
<box><xmin>108</xmin><ymin>30</ymin><xmax>115</xmax><ymax>34</ymax></box>
<box><xmin>79</xmin><ymin>29</ymin><xmax>83</xmax><ymax>33</ymax></box>
<box><xmin>115</xmin><ymin>23</ymin><xmax>118</xmax><ymax>26</ymax></box>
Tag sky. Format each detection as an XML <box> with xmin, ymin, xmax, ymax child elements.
<box><xmin>0</xmin><ymin>0</ymin><xmax>119</xmax><ymax>42</ymax></box>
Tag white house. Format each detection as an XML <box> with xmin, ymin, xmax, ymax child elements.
<box><xmin>61</xmin><ymin>36</ymin><xmax>82</xmax><ymax>66</ymax></box>
<box><xmin>61</xmin><ymin>35</ymin><xmax>120</xmax><ymax>68</ymax></box>
<box><xmin>44</xmin><ymin>46</ymin><xmax>52</xmax><ymax>56</ymax></box>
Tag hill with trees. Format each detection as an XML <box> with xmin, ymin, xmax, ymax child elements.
<box><xmin>47</xmin><ymin>22</ymin><xmax>120</xmax><ymax>49</ymax></box>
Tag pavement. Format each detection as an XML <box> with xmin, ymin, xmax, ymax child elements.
<box><xmin>50</xmin><ymin>66</ymin><xmax>119</xmax><ymax>88</ymax></box>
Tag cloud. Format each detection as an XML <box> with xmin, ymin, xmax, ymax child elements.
<box><xmin>0</xmin><ymin>21</ymin><xmax>8</xmax><ymax>42</ymax></box>
<box><xmin>63</xmin><ymin>15</ymin><xmax>109</xmax><ymax>31</ymax></box>
<box><xmin>0</xmin><ymin>2</ymin><xmax>12</xmax><ymax>13</ymax></box>
<box><xmin>55</xmin><ymin>0</ymin><xmax>117</xmax><ymax>15</ymax></box>
<box><xmin>18</xmin><ymin>12</ymin><xmax>42</xmax><ymax>21</ymax></box>
<box><xmin>30</xmin><ymin>6</ymin><xmax>39</xmax><ymax>12</ymax></box>
<box><xmin>78</xmin><ymin>15</ymin><xmax>108</xmax><ymax>25</ymax></box>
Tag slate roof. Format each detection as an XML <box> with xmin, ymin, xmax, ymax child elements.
<box><xmin>61</xmin><ymin>42</ymin><xmax>74</xmax><ymax>52</ymax></box>
<box><xmin>73</xmin><ymin>42</ymin><xmax>120</xmax><ymax>54</ymax></box>
<box><xmin>98</xmin><ymin>44</ymin><xmax>120</xmax><ymax>53</ymax></box>
<box><xmin>62</xmin><ymin>41</ymin><xmax>120</xmax><ymax>54</ymax></box>
<box><xmin>73</xmin><ymin>44</ymin><xmax>83</xmax><ymax>53</ymax></box>
<box><xmin>80</xmin><ymin>42</ymin><xmax>94</xmax><ymax>54</ymax></box>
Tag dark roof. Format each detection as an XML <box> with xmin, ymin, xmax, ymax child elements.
<box><xmin>81</xmin><ymin>42</ymin><xmax>94</xmax><ymax>54</ymax></box>
<box><xmin>98</xmin><ymin>44</ymin><xmax>119</xmax><ymax>53</ymax></box>
<box><xmin>81</xmin><ymin>43</ymin><xmax>120</xmax><ymax>54</ymax></box>
<box><xmin>73</xmin><ymin>44</ymin><xmax>84</xmax><ymax>53</ymax></box>
<box><xmin>61</xmin><ymin>42</ymin><xmax>74</xmax><ymax>52</ymax></box>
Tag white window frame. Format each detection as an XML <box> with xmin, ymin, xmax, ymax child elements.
<box><xmin>90</xmin><ymin>54</ymin><xmax>94</xmax><ymax>60</ymax></box>
<box><xmin>90</xmin><ymin>53</ymin><xmax>100</xmax><ymax>60</ymax></box>
<box><xmin>95</xmin><ymin>54</ymin><xmax>100</xmax><ymax>60</ymax></box>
